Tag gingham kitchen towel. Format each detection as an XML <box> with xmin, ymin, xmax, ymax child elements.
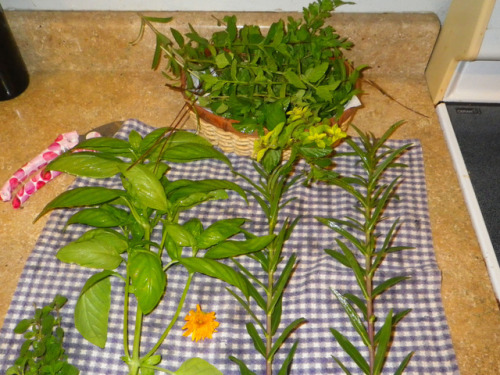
<box><xmin>0</xmin><ymin>119</ymin><xmax>459</xmax><ymax>374</ymax></box>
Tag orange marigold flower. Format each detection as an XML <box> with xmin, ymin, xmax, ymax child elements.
<box><xmin>182</xmin><ymin>304</ymin><xmax>219</xmax><ymax>342</ymax></box>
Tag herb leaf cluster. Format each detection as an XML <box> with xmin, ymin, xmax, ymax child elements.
<box><xmin>136</xmin><ymin>0</ymin><xmax>364</xmax><ymax>135</ymax></box>
<box><xmin>7</xmin><ymin>295</ymin><xmax>79</xmax><ymax>375</ymax></box>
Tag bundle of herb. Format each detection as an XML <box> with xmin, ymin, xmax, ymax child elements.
<box><xmin>317</xmin><ymin>122</ymin><xmax>414</xmax><ymax>374</ymax></box>
<box><xmin>36</xmin><ymin>127</ymin><xmax>275</xmax><ymax>375</ymax></box>
<box><xmin>134</xmin><ymin>0</ymin><xmax>364</xmax><ymax>157</ymax></box>
<box><xmin>7</xmin><ymin>295</ymin><xmax>79</xmax><ymax>375</ymax></box>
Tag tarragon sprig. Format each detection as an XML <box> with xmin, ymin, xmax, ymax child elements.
<box><xmin>317</xmin><ymin>122</ymin><xmax>415</xmax><ymax>374</ymax></box>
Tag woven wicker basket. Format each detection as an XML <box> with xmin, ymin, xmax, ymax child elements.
<box><xmin>189</xmin><ymin>101</ymin><xmax>359</xmax><ymax>157</ymax></box>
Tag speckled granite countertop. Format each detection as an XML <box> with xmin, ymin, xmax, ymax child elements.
<box><xmin>1</xmin><ymin>11</ymin><xmax>499</xmax><ymax>374</ymax></box>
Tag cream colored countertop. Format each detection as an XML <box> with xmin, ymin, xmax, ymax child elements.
<box><xmin>1</xmin><ymin>11</ymin><xmax>499</xmax><ymax>374</ymax></box>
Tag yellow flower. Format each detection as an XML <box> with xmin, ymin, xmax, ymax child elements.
<box><xmin>305</xmin><ymin>126</ymin><xmax>328</xmax><ymax>148</ymax></box>
<box><xmin>327</xmin><ymin>124</ymin><xmax>347</xmax><ymax>144</ymax></box>
<box><xmin>182</xmin><ymin>304</ymin><xmax>219</xmax><ymax>342</ymax></box>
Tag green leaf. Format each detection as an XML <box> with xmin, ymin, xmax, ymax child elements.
<box><xmin>66</xmin><ymin>207</ymin><xmax>129</xmax><ymax>228</ymax></box>
<box><xmin>283</xmin><ymin>70</ymin><xmax>306</xmax><ymax>89</ymax></box>
<box><xmin>57</xmin><ymin>229</ymin><xmax>126</xmax><ymax>269</ymax></box>
<box><xmin>75</xmin><ymin>274</ymin><xmax>111</xmax><ymax>348</ymax></box>
<box><xmin>196</xmin><ymin>218</ymin><xmax>246</xmax><ymax>249</ymax></box>
<box><xmin>228</xmin><ymin>356</ymin><xmax>257</xmax><ymax>375</ymax></box>
<box><xmin>270</xmin><ymin>254</ymin><xmax>296</xmax><ymax>312</ymax></box>
<box><xmin>75</xmin><ymin>137</ymin><xmax>133</xmax><ymax>157</ymax></box>
<box><xmin>269</xmin><ymin>318</ymin><xmax>305</xmax><ymax>360</ymax></box>
<box><xmin>180</xmin><ymin>257</ymin><xmax>249</xmax><ymax>297</ymax></box>
<box><xmin>168</xmin><ymin>179</ymin><xmax>247</xmax><ymax>204</ymax></box>
<box><xmin>330</xmin><ymin>328</ymin><xmax>370</xmax><ymax>374</ymax></box>
<box><xmin>246</xmin><ymin>322</ymin><xmax>266</xmax><ymax>357</ymax></box>
<box><xmin>335</xmin><ymin>240</ymin><xmax>368</xmax><ymax>298</ymax></box>
<box><xmin>374</xmin><ymin>310</ymin><xmax>394</xmax><ymax>374</ymax></box>
<box><xmin>121</xmin><ymin>164</ymin><xmax>169</xmax><ymax>211</ymax></box>
<box><xmin>332</xmin><ymin>356</ymin><xmax>353</xmax><ymax>375</ymax></box>
<box><xmin>204</xmin><ymin>235</ymin><xmax>275</xmax><ymax>259</ymax></box>
<box><xmin>162</xmin><ymin>144</ymin><xmax>231</xmax><ymax>166</ymax></box>
<box><xmin>372</xmin><ymin>276</ymin><xmax>410</xmax><ymax>298</ymax></box>
<box><xmin>14</xmin><ymin>319</ymin><xmax>33</xmax><ymax>334</ymax></box>
<box><xmin>163</xmin><ymin>223</ymin><xmax>197</xmax><ymax>247</ymax></box>
<box><xmin>36</xmin><ymin>187</ymin><xmax>125</xmax><ymax>221</ymax></box>
<box><xmin>305</xmin><ymin>62</ymin><xmax>329</xmax><ymax>83</ymax></box>
<box><xmin>325</xmin><ymin>248</ymin><xmax>350</xmax><ymax>268</ymax></box>
<box><xmin>331</xmin><ymin>289</ymin><xmax>370</xmax><ymax>347</ymax></box>
<box><xmin>264</xmin><ymin>101</ymin><xmax>286</xmax><ymax>131</ymax></box>
<box><xmin>277</xmin><ymin>340</ymin><xmax>299</xmax><ymax>375</ymax></box>
<box><xmin>48</xmin><ymin>152</ymin><xmax>124</xmax><ymax>178</ymax></box>
<box><xmin>129</xmin><ymin>250</ymin><xmax>166</xmax><ymax>314</ymax></box>
<box><xmin>394</xmin><ymin>352</ymin><xmax>414</xmax><ymax>375</ymax></box>
<box><xmin>174</xmin><ymin>357</ymin><xmax>223</xmax><ymax>375</ymax></box>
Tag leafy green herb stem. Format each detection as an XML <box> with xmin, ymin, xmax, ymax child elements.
<box><xmin>318</xmin><ymin>122</ymin><xmax>414</xmax><ymax>374</ymax></box>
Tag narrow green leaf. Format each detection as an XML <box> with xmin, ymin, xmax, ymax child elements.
<box><xmin>168</xmin><ymin>179</ymin><xmax>247</xmax><ymax>204</ymax></box>
<box><xmin>344</xmin><ymin>293</ymin><xmax>367</xmax><ymax>320</ymax></box>
<box><xmin>332</xmin><ymin>356</ymin><xmax>353</xmax><ymax>375</ymax></box>
<box><xmin>36</xmin><ymin>187</ymin><xmax>125</xmax><ymax>221</ymax></box>
<box><xmin>335</xmin><ymin>240</ymin><xmax>368</xmax><ymax>298</ymax></box>
<box><xmin>277</xmin><ymin>340</ymin><xmax>299</xmax><ymax>375</ymax></box>
<box><xmin>129</xmin><ymin>250</ymin><xmax>166</xmax><ymax>314</ymax></box>
<box><xmin>174</xmin><ymin>357</ymin><xmax>223</xmax><ymax>375</ymax></box>
<box><xmin>316</xmin><ymin>217</ymin><xmax>365</xmax><ymax>254</ymax></box>
<box><xmin>325</xmin><ymin>248</ymin><xmax>351</xmax><ymax>268</ymax></box>
<box><xmin>246</xmin><ymin>322</ymin><xmax>266</xmax><ymax>357</ymax></box>
<box><xmin>372</xmin><ymin>276</ymin><xmax>410</xmax><ymax>298</ymax></box>
<box><xmin>374</xmin><ymin>310</ymin><xmax>394</xmax><ymax>375</ymax></box>
<box><xmin>226</xmin><ymin>288</ymin><xmax>265</xmax><ymax>331</ymax></box>
<box><xmin>331</xmin><ymin>289</ymin><xmax>370</xmax><ymax>347</ymax></box>
<box><xmin>394</xmin><ymin>352</ymin><xmax>414</xmax><ymax>375</ymax></box>
<box><xmin>368</xmin><ymin>177</ymin><xmax>400</xmax><ymax>232</ymax></box>
<box><xmin>75</xmin><ymin>274</ymin><xmax>111</xmax><ymax>348</ymax></box>
<box><xmin>204</xmin><ymin>235</ymin><xmax>275</xmax><ymax>259</ymax></box>
<box><xmin>271</xmin><ymin>294</ymin><xmax>283</xmax><ymax>336</ymax></box>
<box><xmin>162</xmin><ymin>144</ymin><xmax>231</xmax><ymax>166</ymax></box>
<box><xmin>229</xmin><ymin>356</ymin><xmax>257</xmax><ymax>375</ymax></box>
<box><xmin>330</xmin><ymin>328</ymin><xmax>370</xmax><ymax>374</ymax></box>
<box><xmin>74</xmin><ymin>137</ymin><xmax>133</xmax><ymax>157</ymax></box>
<box><xmin>270</xmin><ymin>254</ymin><xmax>296</xmax><ymax>312</ymax></box>
<box><xmin>269</xmin><ymin>318</ymin><xmax>306</xmax><ymax>360</ymax></box>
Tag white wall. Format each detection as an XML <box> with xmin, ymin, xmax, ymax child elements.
<box><xmin>2</xmin><ymin>0</ymin><xmax>453</xmax><ymax>24</ymax></box>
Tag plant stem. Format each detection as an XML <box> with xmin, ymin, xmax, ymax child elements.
<box><xmin>144</xmin><ymin>272</ymin><xmax>194</xmax><ymax>360</ymax></box>
<box><xmin>266</xmin><ymin>261</ymin><xmax>275</xmax><ymax>375</ymax></box>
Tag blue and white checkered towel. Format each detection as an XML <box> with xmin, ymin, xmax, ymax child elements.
<box><xmin>0</xmin><ymin>119</ymin><xmax>459</xmax><ymax>374</ymax></box>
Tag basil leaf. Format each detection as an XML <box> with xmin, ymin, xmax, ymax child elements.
<box><xmin>75</xmin><ymin>273</ymin><xmax>112</xmax><ymax>348</ymax></box>
<box><xmin>204</xmin><ymin>235</ymin><xmax>275</xmax><ymax>259</ymax></box>
<box><xmin>196</xmin><ymin>218</ymin><xmax>246</xmax><ymax>249</ymax></box>
<box><xmin>36</xmin><ymin>187</ymin><xmax>125</xmax><ymax>221</ymax></box>
<box><xmin>174</xmin><ymin>357</ymin><xmax>223</xmax><ymax>375</ymax></box>
<box><xmin>180</xmin><ymin>257</ymin><xmax>249</xmax><ymax>297</ymax></box>
<box><xmin>129</xmin><ymin>250</ymin><xmax>166</xmax><ymax>315</ymax></box>
<box><xmin>57</xmin><ymin>229</ymin><xmax>127</xmax><ymax>270</ymax></box>
<box><xmin>120</xmin><ymin>164</ymin><xmax>169</xmax><ymax>211</ymax></box>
